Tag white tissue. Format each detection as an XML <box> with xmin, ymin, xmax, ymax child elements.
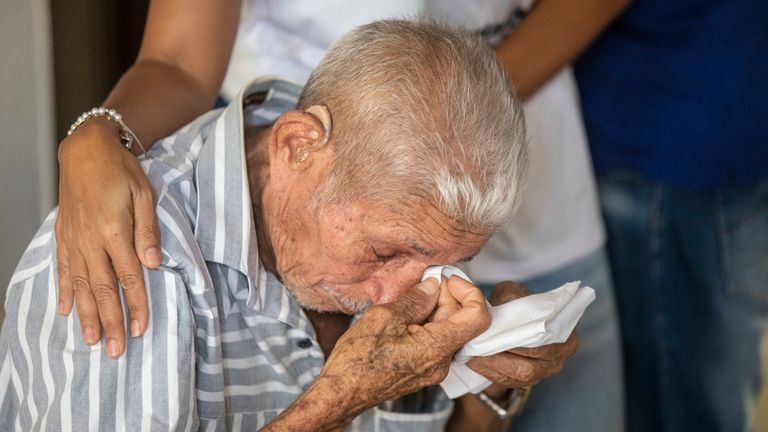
<box><xmin>421</xmin><ymin>265</ymin><xmax>596</xmax><ymax>399</ymax></box>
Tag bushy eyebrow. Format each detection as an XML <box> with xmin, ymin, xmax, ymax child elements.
<box><xmin>405</xmin><ymin>238</ymin><xmax>474</xmax><ymax>262</ymax></box>
<box><xmin>405</xmin><ymin>239</ymin><xmax>435</xmax><ymax>257</ymax></box>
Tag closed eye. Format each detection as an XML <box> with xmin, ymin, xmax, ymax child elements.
<box><xmin>371</xmin><ymin>246</ymin><xmax>398</xmax><ymax>263</ymax></box>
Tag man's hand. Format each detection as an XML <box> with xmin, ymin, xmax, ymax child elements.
<box><xmin>466</xmin><ymin>281</ymin><xmax>579</xmax><ymax>389</ymax></box>
<box><xmin>262</xmin><ymin>277</ymin><xmax>491</xmax><ymax>431</ymax></box>
<box><xmin>55</xmin><ymin>119</ymin><xmax>161</xmax><ymax>358</ymax></box>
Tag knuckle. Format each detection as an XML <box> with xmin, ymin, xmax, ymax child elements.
<box><xmin>396</xmin><ymin>290</ymin><xmax>420</xmax><ymax>308</ymax></box>
<box><xmin>91</xmin><ymin>282</ymin><xmax>117</xmax><ymax>303</ymax></box>
<box><xmin>116</xmin><ymin>271</ymin><xmax>142</xmax><ymax>291</ymax></box>
<box><xmin>467</xmin><ymin>308</ymin><xmax>491</xmax><ymax>336</ymax></box>
<box><xmin>101</xmin><ymin>316</ymin><xmax>124</xmax><ymax>333</ymax></box>
<box><xmin>56</xmin><ymin>260</ymin><xmax>69</xmax><ymax>277</ymax></box>
<box><xmin>135</xmin><ymin>223</ymin><xmax>159</xmax><ymax>242</ymax></box>
<box><xmin>444</xmin><ymin>336</ymin><xmax>466</xmax><ymax>354</ymax></box>
<box><xmin>482</xmin><ymin>367</ymin><xmax>509</xmax><ymax>386</ymax></box>
<box><xmin>71</xmin><ymin>275</ymin><xmax>91</xmax><ymax>292</ymax></box>
<box><xmin>478</xmin><ymin>308</ymin><xmax>492</xmax><ymax>329</ymax></box>
<box><xmin>517</xmin><ymin>362</ymin><xmax>536</xmax><ymax>381</ymax></box>
<box><xmin>398</xmin><ymin>302</ymin><xmax>420</xmax><ymax>320</ymax></box>
<box><xmin>75</xmin><ymin>302</ymin><xmax>96</xmax><ymax>321</ymax></box>
<box><xmin>432</xmin><ymin>364</ymin><xmax>451</xmax><ymax>383</ymax></box>
<box><xmin>134</xmin><ymin>181</ymin><xmax>155</xmax><ymax>199</ymax></box>
<box><xmin>94</xmin><ymin>303</ymin><xmax>124</xmax><ymax>331</ymax></box>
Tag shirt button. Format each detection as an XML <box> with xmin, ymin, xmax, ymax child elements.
<box><xmin>297</xmin><ymin>338</ymin><xmax>313</xmax><ymax>349</ymax></box>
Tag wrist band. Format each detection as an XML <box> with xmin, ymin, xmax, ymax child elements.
<box><xmin>68</xmin><ymin>107</ymin><xmax>147</xmax><ymax>156</ymax></box>
<box><xmin>475</xmin><ymin>386</ymin><xmax>532</xmax><ymax>418</ymax></box>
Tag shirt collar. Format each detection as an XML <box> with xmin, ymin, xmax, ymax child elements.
<box><xmin>193</xmin><ymin>77</ymin><xmax>305</xmax><ymax>317</ymax></box>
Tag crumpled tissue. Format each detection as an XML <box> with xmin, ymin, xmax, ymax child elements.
<box><xmin>421</xmin><ymin>265</ymin><xmax>595</xmax><ymax>399</ymax></box>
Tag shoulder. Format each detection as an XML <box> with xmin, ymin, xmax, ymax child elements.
<box><xmin>0</xmin><ymin>207</ymin><xmax>201</xmax><ymax>429</ymax></box>
<box><xmin>137</xmin><ymin>110</ymin><xmax>225</xmax><ymax>269</ymax></box>
<box><xmin>5</xmin><ymin>210</ymin><xmax>58</xmax><ymax>290</ymax></box>
<box><xmin>0</xmin><ymin>260</ymin><xmax>199</xmax><ymax>430</ymax></box>
<box><xmin>140</xmin><ymin>109</ymin><xmax>223</xmax><ymax>195</ymax></box>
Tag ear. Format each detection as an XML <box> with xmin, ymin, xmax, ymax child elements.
<box><xmin>269</xmin><ymin>106</ymin><xmax>332</xmax><ymax>172</ymax></box>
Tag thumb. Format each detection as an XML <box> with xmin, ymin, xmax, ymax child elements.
<box><xmin>132</xmin><ymin>187</ymin><xmax>161</xmax><ymax>268</ymax></box>
<box><xmin>423</xmin><ymin>275</ymin><xmax>491</xmax><ymax>350</ymax></box>
<box><xmin>386</xmin><ymin>278</ymin><xmax>440</xmax><ymax>325</ymax></box>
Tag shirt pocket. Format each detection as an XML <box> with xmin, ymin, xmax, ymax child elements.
<box><xmin>374</xmin><ymin>406</ymin><xmax>453</xmax><ymax>432</ymax></box>
<box><xmin>372</xmin><ymin>392</ymin><xmax>454</xmax><ymax>432</ymax></box>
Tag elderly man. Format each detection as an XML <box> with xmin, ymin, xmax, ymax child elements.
<box><xmin>0</xmin><ymin>21</ymin><xmax>575</xmax><ymax>430</ymax></box>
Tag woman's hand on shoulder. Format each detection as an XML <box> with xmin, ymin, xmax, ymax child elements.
<box><xmin>55</xmin><ymin>118</ymin><xmax>160</xmax><ymax>358</ymax></box>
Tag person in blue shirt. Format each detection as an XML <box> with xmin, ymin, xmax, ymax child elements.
<box><xmin>575</xmin><ymin>1</ymin><xmax>768</xmax><ymax>430</ymax></box>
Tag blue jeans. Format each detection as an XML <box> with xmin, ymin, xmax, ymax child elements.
<box><xmin>480</xmin><ymin>248</ymin><xmax>625</xmax><ymax>432</ymax></box>
<box><xmin>599</xmin><ymin>172</ymin><xmax>768</xmax><ymax>432</ymax></box>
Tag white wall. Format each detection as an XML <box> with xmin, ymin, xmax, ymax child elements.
<box><xmin>0</xmin><ymin>0</ymin><xmax>57</xmax><ymax>320</ymax></box>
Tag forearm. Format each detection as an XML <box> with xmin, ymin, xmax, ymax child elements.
<box><xmin>495</xmin><ymin>0</ymin><xmax>631</xmax><ymax>100</ymax></box>
<box><xmin>70</xmin><ymin>0</ymin><xmax>241</xmax><ymax>155</ymax></box>
<box><xmin>261</xmin><ymin>376</ymin><xmax>362</xmax><ymax>432</ymax></box>
<box><xmin>101</xmin><ymin>59</ymin><xmax>219</xmax><ymax>155</ymax></box>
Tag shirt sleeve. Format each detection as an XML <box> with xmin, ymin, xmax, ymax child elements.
<box><xmin>0</xmin><ymin>213</ymin><xmax>198</xmax><ymax>431</ymax></box>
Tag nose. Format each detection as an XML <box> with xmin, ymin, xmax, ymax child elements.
<box><xmin>375</xmin><ymin>260</ymin><xmax>431</xmax><ymax>303</ymax></box>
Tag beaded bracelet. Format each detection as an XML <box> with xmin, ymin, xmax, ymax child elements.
<box><xmin>67</xmin><ymin>107</ymin><xmax>147</xmax><ymax>156</ymax></box>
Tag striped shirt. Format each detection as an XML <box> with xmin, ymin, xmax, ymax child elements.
<box><xmin>0</xmin><ymin>78</ymin><xmax>452</xmax><ymax>431</ymax></box>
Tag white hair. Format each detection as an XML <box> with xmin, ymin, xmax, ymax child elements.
<box><xmin>299</xmin><ymin>19</ymin><xmax>528</xmax><ymax>231</ymax></box>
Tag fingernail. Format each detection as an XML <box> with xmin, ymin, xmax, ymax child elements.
<box><xmin>57</xmin><ymin>301</ymin><xmax>66</xmax><ymax>315</ymax></box>
<box><xmin>130</xmin><ymin>320</ymin><xmax>142</xmax><ymax>337</ymax></box>
<box><xmin>145</xmin><ymin>247</ymin><xmax>161</xmax><ymax>267</ymax></box>
<box><xmin>84</xmin><ymin>327</ymin><xmax>98</xmax><ymax>345</ymax></box>
<box><xmin>107</xmin><ymin>339</ymin><xmax>120</xmax><ymax>358</ymax></box>
<box><xmin>418</xmin><ymin>279</ymin><xmax>438</xmax><ymax>295</ymax></box>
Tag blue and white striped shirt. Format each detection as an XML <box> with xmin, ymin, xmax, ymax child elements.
<box><xmin>0</xmin><ymin>79</ymin><xmax>452</xmax><ymax>431</ymax></box>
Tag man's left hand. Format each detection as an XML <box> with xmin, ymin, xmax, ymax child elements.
<box><xmin>465</xmin><ymin>281</ymin><xmax>579</xmax><ymax>389</ymax></box>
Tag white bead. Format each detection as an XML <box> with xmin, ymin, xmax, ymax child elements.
<box><xmin>68</xmin><ymin>107</ymin><xmax>143</xmax><ymax>156</ymax></box>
